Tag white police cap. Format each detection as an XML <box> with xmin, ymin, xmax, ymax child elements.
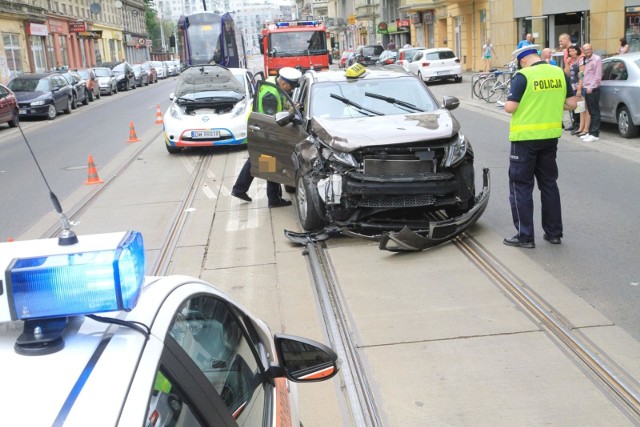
<box><xmin>512</xmin><ymin>44</ymin><xmax>541</xmax><ymax>60</ymax></box>
<box><xmin>278</xmin><ymin>67</ymin><xmax>302</xmax><ymax>87</ymax></box>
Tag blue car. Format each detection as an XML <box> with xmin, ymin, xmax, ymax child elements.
<box><xmin>8</xmin><ymin>73</ymin><xmax>74</xmax><ymax>120</ymax></box>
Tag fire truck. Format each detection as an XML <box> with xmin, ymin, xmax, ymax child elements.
<box><xmin>259</xmin><ymin>19</ymin><xmax>330</xmax><ymax>77</ymax></box>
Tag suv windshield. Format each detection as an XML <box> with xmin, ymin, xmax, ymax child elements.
<box><xmin>310</xmin><ymin>76</ymin><xmax>437</xmax><ymax>118</ymax></box>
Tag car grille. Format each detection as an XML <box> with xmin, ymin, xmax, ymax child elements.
<box><xmin>357</xmin><ymin>194</ymin><xmax>436</xmax><ymax>208</ymax></box>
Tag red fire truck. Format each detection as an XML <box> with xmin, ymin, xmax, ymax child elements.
<box><xmin>259</xmin><ymin>20</ymin><xmax>330</xmax><ymax>76</ymax></box>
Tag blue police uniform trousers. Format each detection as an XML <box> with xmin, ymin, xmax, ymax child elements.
<box><xmin>232</xmin><ymin>158</ymin><xmax>282</xmax><ymax>203</ymax></box>
<box><xmin>508</xmin><ymin>139</ymin><xmax>563</xmax><ymax>242</ymax></box>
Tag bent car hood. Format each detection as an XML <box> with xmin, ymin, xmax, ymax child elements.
<box><xmin>311</xmin><ymin>111</ymin><xmax>460</xmax><ymax>152</ymax></box>
<box><xmin>175</xmin><ymin>65</ymin><xmax>244</xmax><ymax>98</ymax></box>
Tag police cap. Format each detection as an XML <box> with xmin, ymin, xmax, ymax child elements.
<box><xmin>512</xmin><ymin>44</ymin><xmax>541</xmax><ymax>60</ymax></box>
<box><xmin>278</xmin><ymin>67</ymin><xmax>302</xmax><ymax>87</ymax></box>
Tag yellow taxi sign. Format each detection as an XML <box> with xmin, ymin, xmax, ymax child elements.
<box><xmin>346</xmin><ymin>63</ymin><xmax>367</xmax><ymax>79</ymax></box>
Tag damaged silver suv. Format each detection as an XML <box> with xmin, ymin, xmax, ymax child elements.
<box><xmin>247</xmin><ymin>64</ymin><xmax>489</xmax><ymax>249</ymax></box>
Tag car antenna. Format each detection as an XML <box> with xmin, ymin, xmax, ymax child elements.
<box><xmin>17</xmin><ymin>125</ymin><xmax>78</xmax><ymax>246</ymax></box>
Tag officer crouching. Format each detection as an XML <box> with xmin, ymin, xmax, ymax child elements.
<box><xmin>503</xmin><ymin>45</ymin><xmax>577</xmax><ymax>248</ymax></box>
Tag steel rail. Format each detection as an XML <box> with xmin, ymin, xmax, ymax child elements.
<box><xmin>456</xmin><ymin>235</ymin><xmax>640</xmax><ymax>422</ymax></box>
<box><xmin>303</xmin><ymin>241</ymin><xmax>383</xmax><ymax>427</ymax></box>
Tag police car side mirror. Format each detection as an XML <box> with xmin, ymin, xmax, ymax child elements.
<box><xmin>271</xmin><ymin>334</ymin><xmax>339</xmax><ymax>382</ymax></box>
<box><xmin>442</xmin><ymin>96</ymin><xmax>460</xmax><ymax>111</ymax></box>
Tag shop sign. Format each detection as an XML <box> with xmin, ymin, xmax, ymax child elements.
<box><xmin>377</xmin><ymin>22</ymin><xmax>388</xmax><ymax>34</ymax></box>
<box><xmin>28</xmin><ymin>23</ymin><xmax>49</xmax><ymax>36</ymax></box>
<box><xmin>78</xmin><ymin>31</ymin><xmax>103</xmax><ymax>39</ymax></box>
<box><xmin>48</xmin><ymin>20</ymin><xmax>64</xmax><ymax>33</ymax></box>
<box><xmin>138</xmin><ymin>38</ymin><xmax>146</xmax><ymax>46</ymax></box>
<box><xmin>397</xmin><ymin>19</ymin><xmax>410</xmax><ymax>32</ymax></box>
<box><xmin>69</xmin><ymin>21</ymin><xmax>87</xmax><ymax>32</ymax></box>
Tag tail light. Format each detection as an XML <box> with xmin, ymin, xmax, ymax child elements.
<box><xmin>384</xmin><ymin>59</ymin><xmax>395</xmax><ymax>64</ymax></box>
<box><xmin>421</xmin><ymin>62</ymin><xmax>431</xmax><ymax>67</ymax></box>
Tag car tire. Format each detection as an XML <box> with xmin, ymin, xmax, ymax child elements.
<box><xmin>64</xmin><ymin>98</ymin><xmax>72</xmax><ymax>114</ymax></box>
<box><xmin>296</xmin><ymin>174</ymin><xmax>326</xmax><ymax>231</ymax></box>
<box><xmin>47</xmin><ymin>104</ymin><xmax>57</xmax><ymax>120</ymax></box>
<box><xmin>96</xmin><ymin>90</ymin><xmax>101</xmax><ymax>100</ymax></box>
<box><xmin>166</xmin><ymin>144</ymin><xmax>182</xmax><ymax>154</ymax></box>
<box><xmin>71</xmin><ymin>95</ymin><xmax>78</xmax><ymax>109</ymax></box>
<box><xmin>616</xmin><ymin>105</ymin><xmax>639</xmax><ymax>138</ymax></box>
<box><xmin>82</xmin><ymin>91</ymin><xmax>89</xmax><ymax>105</ymax></box>
<box><xmin>88</xmin><ymin>90</ymin><xmax>94</xmax><ymax>102</ymax></box>
<box><xmin>455</xmin><ymin>76</ymin><xmax>463</xmax><ymax>83</ymax></box>
<box><xmin>9</xmin><ymin>110</ymin><xmax>19</xmax><ymax>127</ymax></box>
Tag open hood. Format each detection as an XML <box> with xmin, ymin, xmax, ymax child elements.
<box><xmin>175</xmin><ymin>65</ymin><xmax>244</xmax><ymax>98</ymax></box>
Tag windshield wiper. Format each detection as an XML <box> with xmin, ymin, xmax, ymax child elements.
<box><xmin>364</xmin><ymin>92</ymin><xmax>424</xmax><ymax>112</ymax></box>
<box><xmin>330</xmin><ymin>93</ymin><xmax>383</xmax><ymax>116</ymax></box>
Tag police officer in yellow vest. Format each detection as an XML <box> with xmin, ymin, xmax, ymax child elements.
<box><xmin>232</xmin><ymin>67</ymin><xmax>302</xmax><ymax>208</ymax></box>
<box><xmin>503</xmin><ymin>45</ymin><xmax>577</xmax><ymax>248</ymax></box>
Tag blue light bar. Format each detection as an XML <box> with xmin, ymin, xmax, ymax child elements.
<box><xmin>7</xmin><ymin>231</ymin><xmax>145</xmax><ymax>320</ymax></box>
<box><xmin>275</xmin><ymin>22</ymin><xmax>290</xmax><ymax>27</ymax></box>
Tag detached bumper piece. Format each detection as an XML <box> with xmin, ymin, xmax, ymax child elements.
<box><xmin>378</xmin><ymin>168</ymin><xmax>490</xmax><ymax>252</ymax></box>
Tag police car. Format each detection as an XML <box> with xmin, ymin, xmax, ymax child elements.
<box><xmin>0</xmin><ymin>231</ymin><xmax>338</xmax><ymax>426</ymax></box>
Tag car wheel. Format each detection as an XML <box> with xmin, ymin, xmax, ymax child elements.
<box><xmin>82</xmin><ymin>91</ymin><xmax>89</xmax><ymax>105</ymax></box>
<box><xmin>165</xmin><ymin>144</ymin><xmax>182</xmax><ymax>154</ymax></box>
<box><xmin>114</xmin><ymin>85</ymin><xmax>118</xmax><ymax>94</ymax></box>
<box><xmin>418</xmin><ymin>71</ymin><xmax>425</xmax><ymax>82</ymax></box>
<box><xmin>296</xmin><ymin>174</ymin><xmax>326</xmax><ymax>231</ymax></box>
<box><xmin>88</xmin><ymin>91</ymin><xmax>94</xmax><ymax>102</ymax></box>
<box><xmin>96</xmin><ymin>90</ymin><xmax>101</xmax><ymax>100</ymax></box>
<box><xmin>71</xmin><ymin>95</ymin><xmax>78</xmax><ymax>109</ymax></box>
<box><xmin>47</xmin><ymin>104</ymin><xmax>57</xmax><ymax>120</ymax></box>
<box><xmin>64</xmin><ymin>98</ymin><xmax>72</xmax><ymax>114</ymax></box>
<box><xmin>455</xmin><ymin>76</ymin><xmax>463</xmax><ymax>83</ymax></box>
<box><xmin>616</xmin><ymin>105</ymin><xmax>639</xmax><ymax>138</ymax></box>
<box><xmin>9</xmin><ymin>110</ymin><xmax>19</xmax><ymax>127</ymax></box>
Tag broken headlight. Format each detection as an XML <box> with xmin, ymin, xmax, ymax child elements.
<box><xmin>321</xmin><ymin>147</ymin><xmax>358</xmax><ymax>168</ymax></box>
<box><xmin>169</xmin><ymin>103</ymin><xmax>183</xmax><ymax>119</ymax></box>
<box><xmin>444</xmin><ymin>131</ymin><xmax>468</xmax><ymax>167</ymax></box>
<box><xmin>231</xmin><ymin>99</ymin><xmax>248</xmax><ymax>118</ymax></box>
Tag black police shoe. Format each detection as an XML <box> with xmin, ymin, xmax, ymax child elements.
<box><xmin>269</xmin><ymin>199</ymin><xmax>292</xmax><ymax>208</ymax></box>
<box><xmin>543</xmin><ymin>234</ymin><xmax>562</xmax><ymax>244</ymax></box>
<box><xmin>503</xmin><ymin>235</ymin><xmax>535</xmax><ymax>248</ymax></box>
<box><xmin>232</xmin><ymin>192</ymin><xmax>252</xmax><ymax>202</ymax></box>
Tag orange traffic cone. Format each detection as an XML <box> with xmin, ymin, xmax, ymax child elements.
<box><xmin>154</xmin><ymin>105</ymin><xmax>163</xmax><ymax>124</ymax></box>
<box><xmin>127</xmin><ymin>121</ymin><xmax>140</xmax><ymax>143</ymax></box>
<box><xmin>84</xmin><ymin>155</ymin><xmax>104</xmax><ymax>185</ymax></box>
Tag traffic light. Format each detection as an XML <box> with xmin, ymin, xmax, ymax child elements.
<box><xmin>169</xmin><ymin>34</ymin><xmax>175</xmax><ymax>48</ymax></box>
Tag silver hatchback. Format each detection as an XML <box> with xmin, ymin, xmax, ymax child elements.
<box><xmin>599</xmin><ymin>52</ymin><xmax>640</xmax><ymax>138</ymax></box>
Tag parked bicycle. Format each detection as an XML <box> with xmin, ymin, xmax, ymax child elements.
<box><xmin>479</xmin><ymin>61</ymin><xmax>518</xmax><ymax>103</ymax></box>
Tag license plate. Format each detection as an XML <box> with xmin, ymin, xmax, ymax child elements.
<box><xmin>19</xmin><ymin>109</ymin><xmax>27</xmax><ymax>114</ymax></box>
<box><xmin>191</xmin><ymin>130</ymin><xmax>220</xmax><ymax>139</ymax></box>
<box><xmin>437</xmin><ymin>71</ymin><xmax>451</xmax><ymax>75</ymax></box>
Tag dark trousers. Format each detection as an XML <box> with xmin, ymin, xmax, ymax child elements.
<box><xmin>232</xmin><ymin>159</ymin><xmax>282</xmax><ymax>203</ymax></box>
<box><xmin>585</xmin><ymin>87</ymin><xmax>601</xmax><ymax>137</ymax></box>
<box><xmin>508</xmin><ymin>140</ymin><xmax>563</xmax><ymax>242</ymax></box>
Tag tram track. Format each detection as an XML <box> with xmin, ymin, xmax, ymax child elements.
<box><xmin>301</xmin><ymin>230</ymin><xmax>640</xmax><ymax>425</ymax></box>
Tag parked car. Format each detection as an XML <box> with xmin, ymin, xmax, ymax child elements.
<box><xmin>339</xmin><ymin>50</ymin><xmax>354</xmax><ymax>69</ymax></box>
<box><xmin>75</xmin><ymin>68</ymin><xmax>101</xmax><ymax>101</ymax></box>
<box><xmin>406</xmin><ymin>48</ymin><xmax>463</xmax><ymax>83</ymax></box>
<box><xmin>352</xmin><ymin>45</ymin><xmax>385</xmax><ymax>67</ymax></box>
<box><xmin>140</xmin><ymin>61</ymin><xmax>157</xmax><ymax>84</ymax></box>
<box><xmin>395</xmin><ymin>46</ymin><xmax>425</xmax><ymax>68</ymax></box>
<box><xmin>599</xmin><ymin>52</ymin><xmax>640</xmax><ymax>138</ymax></box>
<box><xmin>164</xmin><ymin>60</ymin><xmax>178</xmax><ymax>77</ymax></box>
<box><xmin>0</xmin><ymin>83</ymin><xmax>19</xmax><ymax>128</ymax></box>
<box><xmin>131</xmin><ymin>64</ymin><xmax>149</xmax><ymax>87</ymax></box>
<box><xmin>93</xmin><ymin>66</ymin><xmax>118</xmax><ymax>95</ymax></box>
<box><xmin>0</xmin><ymin>230</ymin><xmax>339</xmax><ymax>426</ymax></box>
<box><xmin>376</xmin><ymin>48</ymin><xmax>399</xmax><ymax>66</ymax></box>
<box><xmin>163</xmin><ymin>65</ymin><xmax>256</xmax><ymax>154</ymax></box>
<box><xmin>246</xmin><ymin>64</ymin><xmax>489</xmax><ymax>247</ymax></box>
<box><xmin>150</xmin><ymin>60</ymin><xmax>168</xmax><ymax>79</ymax></box>
<box><xmin>171</xmin><ymin>60</ymin><xmax>182</xmax><ymax>74</ymax></box>
<box><xmin>7</xmin><ymin>72</ymin><xmax>73</xmax><ymax>120</ymax></box>
<box><xmin>60</xmin><ymin>70</ymin><xmax>89</xmax><ymax>108</ymax></box>
<box><xmin>104</xmin><ymin>61</ymin><xmax>136</xmax><ymax>91</ymax></box>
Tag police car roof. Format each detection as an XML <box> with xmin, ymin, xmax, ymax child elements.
<box><xmin>307</xmin><ymin>67</ymin><xmax>411</xmax><ymax>84</ymax></box>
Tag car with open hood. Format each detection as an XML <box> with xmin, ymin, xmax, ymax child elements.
<box><xmin>246</xmin><ymin>64</ymin><xmax>489</xmax><ymax>250</ymax></box>
<box><xmin>163</xmin><ymin>65</ymin><xmax>256</xmax><ymax>154</ymax></box>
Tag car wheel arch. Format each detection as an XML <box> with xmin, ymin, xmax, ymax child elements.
<box><xmin>616</xmin><ymin>104</ymin><xmax>640</xmax><ymax>138</ymax></box>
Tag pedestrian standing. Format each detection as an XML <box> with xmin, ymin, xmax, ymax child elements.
<box><xmin>502</xmin><ymin>44</ymin><xmax>576</xmax><ymax>248</ymax></box>
<box><xmin>619</xmin><ymin>37</ymin><xmax>629</xmax><ymax>54</ymax></box>
<box><xmin>580</xmin><ymin>44</ymin><xmax>602</xmax><ymax>142</ymax></box>
<box><xmin>482</xmin><ymin>38</ymin><xmax>497</xmax><ymax>72</ymax></box>
<box><xmin>575</xmin><ymin>53</ymin><xmax>591</xmax><ymax>137</ymax></box>
<box><xmin>541</xmin><ymin>48</ymin><xmax>557</xmax><ymax>65</ymax></box>
<box><xmin>558</xmin><ymin>33</ymin><xmax>572</xmax><ymax>67</ymax></box>
<box><xmin>517</xmin><ymin>33</ymin><xmax>534</xmax><ymax>49</ymax></box>
<box><xmin>231</xmin><ymin>67</ymin><xmax>302</xmax><ymax>208</ymax></box>
<box><xmin>566</xmin><ymin>45</ymin><xmax>583</xmax><ymax>133</ymax></box>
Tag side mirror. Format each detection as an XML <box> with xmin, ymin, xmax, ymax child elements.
<box><xmin>272</xmin><ymin>334</ymin><xmax>339</xmax><ymax>382</ymax></box>
<box><xmin>275</xmin><ymin>110</ymin><xmax>295</xmax><ymax>126</ymax></box>
<box><xmin>442</xmin><ymin>96</ymin><xmax>460</xmax><ymax>111</ymax></box>
<box><xmin>169</xmin><ymin>93</ymin><xmax>174</xmax><ymax>100</ymax></box>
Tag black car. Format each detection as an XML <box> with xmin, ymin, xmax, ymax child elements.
<box><xmin>353</xmin><ymin>45</ymin><xmax>385</xmax><ymax>67</ymax></box>
<box><xmin>131</xmin><ymin>64</ymin><xmax>149</xmax><ymax>87</ymax></box>
<box><xmin>104</xmin><ymin>61</ymin><xmax>136</xmax><ymax>91</ymax></box>
<box><xmin>60</xmin><ymin>70</ymin><xmax>89</xmax><ymax>108</ymax></box>
<box><xmin>7</xmin><ymin>72</ymin><xmax>73</xmax><ymax>120</ymax></box>
<box><xmin>246</xmin><ymin>64</ymin><xmax>490</xmax><ymax>250</ymax></box>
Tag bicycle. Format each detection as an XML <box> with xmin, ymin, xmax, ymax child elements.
<box><xmin>480</xmin><ymin>61</ymin><xmax>517</xmax><ymax>103</ymax></box>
